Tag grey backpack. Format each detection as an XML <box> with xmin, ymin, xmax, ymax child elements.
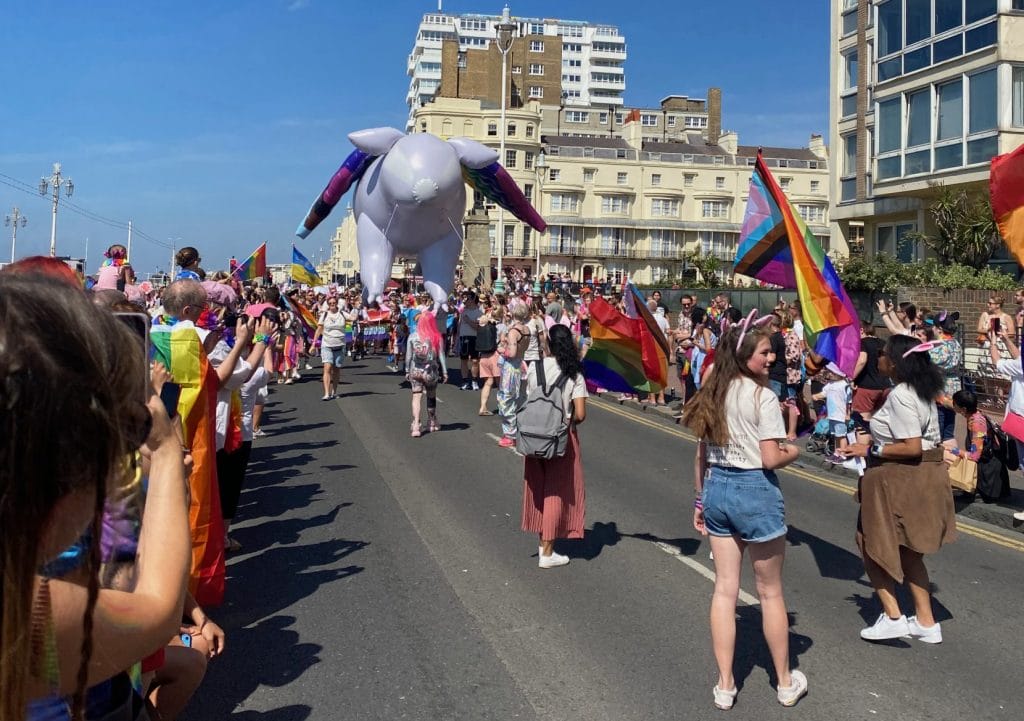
<box><xmin>515</xmin><ymin>361</ymin><xmax>571</xmax><ymax>460</ymax></box>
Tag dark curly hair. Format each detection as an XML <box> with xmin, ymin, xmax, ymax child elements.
<box><xmin>547</xmin><ymin>324</ymin><xmax>582</xmax><ymax>379</ymax></box>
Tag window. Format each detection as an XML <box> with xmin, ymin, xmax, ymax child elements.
<box><xmin>511</xmin><ymin>65</ymin><xmax>522</xmax><ymax>75</ymax></box>
<box><xmin>715</xmin><ymin>176</ymin><xmax>725</xmax><ymax>190</ymax></box>
<box><xmin>550</xmin><ymin>193</ymin><xmax>580</xmax><ymax>212</ymax></box>
<box><xmin>1013</xmin><ymin>66</ymin><xmax>1024</xmax><ymax>128</ymax></box>
<box><xmin>797</xmin><ymin>204</ymin><xmax>825</xmax><ymax>223</ymax></box>
<box><xmin>876</xmin><ymin>222</ymin><xmax>918</xmax><ymax>263</ymax></box>
<box><xmin>650</xmin><ymin>173</ymin><xmax>661</xmax><ymax>186</ymax></box>
<box><xmin>683</xmin><ymin>173</ymin><xmax>696</xmax><ymax>188</ymax></box>
<box><xmin>549</xmin><ymin>168</ymin><xmax>560</xmax><ymax>181</ymax></box>
<box><xmin>699</xmin><ymin>231</ymin><xmax>738</xmax><ymax>260</ymax></box>
<box><xmin>525</xmin><ymin>124</ymin><xmax>535</xmax><ymax>138</ymax></box>
<box><xmin>530</xmin><ymin>40</ymin><xmax>545</xmax><ymax>52</ymax></box>
<box><xmin>702</xmin><ymin>200</ymin><xmax>729</xmax><ymax>218</ymax></box>
<box><xmin>641</xmin><ymin>114</ymin><xmax>658</xmax><ymax>126</ymax></box>
<box><xmin>810</xmin><ymin>180</ymin><xmax>821</xmax><ymax>193</ymax></box>
<box><xmin>600</xmin><ymin>227</ymin><xmax>628</xmax><ymax>255</ymax></box>
<box><xmin>779</xmin><ymin>177</ymin><xmax>791</xmax><ymax>191</ymax></box>
<box><xmin>878</xmin><ymin>0</ymin><xmax>903</xmax><ymax>57</ymax></box>
<box><xmin>562</xmin><ymin>74</ymin><xmax>582</xmax><ymax>83</ymax></box>
<box><xmin>557</xmin><ymin>24</ymin><xmax>583</xmax><ymax>38</ymax></box>
<box><xmin>523</xmin><ymin>184</ymin><xmax>533</xmax><ymax>203</ymax></box>
<box><xmin>459</xmin><ymin>17</ymin><xmax>487</xmax><ymax>31</ymax></box>
<box><xmin>529</xmin><ymin>63</ymin><xmax>544</xmax><ymax>76</ymax></box>
<box><xmin>563</xmin><ymin>42</ymin><xmax>583</xmax><ymax>53</ymax></box>
<box><xmin>487</xmin><ymin>122</ymin><xmax>497</xmax><ymax>137</ymax></box>
<box><xmin>548</xmin><ymin>225</ymin><xmax>578</xmax><ymax>254</ymax></box>
<box><xmin>649</xmin><ymin>229</ymin><xmax>679</xmax><ymax>257</ymax></box>
<box><xmin>601</xmin><ymin>196</ymin><xmax>631</xmax><ymax>214</ymax></box>
<box><xmin>529</xmin><ymin>86</ymin><xmax>544</xmax><ymax>99</ymax></box>
<box><xmin>529</xmin><ymin>22</ymin><xmax>544</xmax><ymax>35</ymax></box>
<box><xmin>562</xmin><ymin>58</ymin><xmax>582</xmax><ymax>68</ymax></box>
<box><xmin>844</xmin><ymin>50</ymin><xmax>858</xmax><ymax>90</ymax></box>
<box><xmin>504</xmin><ymin>150</ymin><xmax>517</xmax><ymax>168</ymax></box>
<box><xmin>524</xmin><ymin>152</ymin><xmax>534</xmax><ymax>170</ymax></box>
<box><xmin>614</xmin><ymin>112</ymin><xmax>624</xmax><ymax>124</ymax></box>
<box><xmin>685</xmin><ymin>116</ymin><xmax>708</xmax><ymax>128</ymax></box>
<box><xmin>617</xmin><ymin>172</ymin><xmax>628</xmax><ymax>185</ymax></box>
<box><xmin>969</xmin><ymin>68</ymin><xmax>997</xmax><ymax>134</ymax></box>
<box><xmin>651</xmin><ymin>198</ymin><xmax>680</xmax><ymax>217</ymax></box>
<box><xmin>507</xmin><ymin>123</ymin><xmax>517</xmax><ymax>136</ymax></box>
<box><xmin>583</xmin><ymin>168</ymin><xmax>596</xmax><ymax>183</ymax></box>
<box><xmin>598</xmin><ymin>111</ymin><xmax>609</xmax><ymax>124</ymax></box>
<box><xmin>566</xmin><ymin>110</ymin><xmax>589</xmax><ymax>123</ymax></box>
<box><xmin>667</xmin><ymin>115</ymin><xmax>676</xmax><ymax>128</ymax></box>
<box><xmin>906</xmin><ymin>87</ymin><xmax>931</xmax><ymax>174</ymax></box>
<box><xmin>713</xmin><ymin>156</ymin><xmax>725</xmax><ymax>166</ymax></box>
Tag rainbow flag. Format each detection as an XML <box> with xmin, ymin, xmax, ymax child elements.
<box><xmin>734</xmin><ymin>151</ymin><xmax>860</xmax><ymax>376</ymax></box>
<box><xmin>991</xmin><ymin>141</ymin><xmax>1024</xmax><ymax>266</ymax></box>
<box><xmin>283</xmin><ymin>293</ymin><xmax>318</xmax><ymax>343</ymax></box>
<box><xmin>150</xmin><ymin>322</ymin><xmax>225</xmax><ymax>606</ymax></box>
<box><xmin>291</xmin><ymin>244</ymin><xmax>322</xmax><ymax>286</ymax></box>
<box><xmin>231</xmin><ymin>242</ymin><xmax>267</xmax><ymax>281</ymax></box>
<box><xmin>583</xmin><ymin>297</ymin><xmax>669</xmax><ymax>393</ymax></box>
<box><xmin>622</xmin><ymin>280</ymin><xmax>670</xmax><ymax>389</ymax></box>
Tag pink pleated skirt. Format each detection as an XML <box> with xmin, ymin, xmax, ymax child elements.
<box><xmin>521</xmin><ymin>425</ymin><xmax>585</xmax><ymax>540</ymax></box>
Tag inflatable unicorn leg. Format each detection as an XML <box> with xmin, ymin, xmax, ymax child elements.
<box><xmin>356</xmin><ymin>213</ymin><xmax>395</xmax><ymax>304</ymax></box>
<box><xmin>419</xmin><ymin>228</ymin><xmax>462</xmax><ymax>311</ymax></box>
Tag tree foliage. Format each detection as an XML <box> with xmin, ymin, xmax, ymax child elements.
<box><xmin>688</xmin><ymin>253</ymin><xmax>722</xmax><ymax>287</ymax></box>
<box><xmin>904</xmin><ymin>185</ymin><xmax>1000</xmax><ymax>268</ymax></box>
<box><xmin>837</xmin><ymin>253</ymin><xmax>1017</xmax><ymax>293</ymax></box>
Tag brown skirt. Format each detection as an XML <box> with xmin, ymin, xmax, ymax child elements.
<box><xmin>856</xmin><ymin>448</ymin><xmax>957</xmax><ymax>583</ymax></box>
<box><xmin>521</xmin><ymin>425</ymin><xmax>585</xmax><ymax>541</ymax></box>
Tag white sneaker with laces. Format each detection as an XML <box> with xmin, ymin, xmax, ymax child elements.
<box><xmin>321</xmin><ymin>394</ymin><xmax>332</xmax><ymax>401</ymax></box>
<box><xmin>305</xmin><ymin>362</ymin><xmax>313</xmax><ymax>370</ymax></box>
<box><xmin>777</xmin><ymin>669</ymin><xmax>808</xmax><ymax>707</ymax></box>
<box><xmin>471</xmin><ymin>381</ymin><xmax>480</xmax><ymax>391</ymax></box>
<box><xmin>860</xmin><ymin>613</ymin><xmax>910</xmax><ymax>641</ymax></box>
<box><xmin>713</xmin><ymin>685</ymin><xmax>738</xmax><ymax>710</ymax></box>
<box><xmin>538</xmin><ymin>551</ymin><xmax>569</xmax><ymax>569</ymax></box>
<box><xmin>907</xmin><ymin>616</ymin><xmax>942</xmax><ymax>644</ymax></box>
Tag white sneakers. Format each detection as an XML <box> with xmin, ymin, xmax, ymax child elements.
<box><xmin>711</xmin><ymin>669</ymin><xmax>807</xmax><ymax>710</ymax></box>
<box><xmin>713</xmin><ymin>685</ymin><xmax>738</xmax><ymax>710</ymax></box>
<box><xmin>860</xmin><ymin>613</ymin><xmax>943</xmax><ymax>644</ymax></box>
<box><xmin>538</xmin><ymin>547</ymin><xmax>569</xmax><ymax>569</ymax></box>
<box><xmin>1013</xmin><ymin>510</ymin><xmax>1024</xmax><ymax>521</ymax></box>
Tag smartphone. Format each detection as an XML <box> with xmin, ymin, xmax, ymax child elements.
<box><xmin>160</xmin><ymin>381</ymin><xmax>181</xmax><ymax>420</ymax></box>
<box><xmin>180</xmin><ymin>633</ymin><xmax>192</xmax><ymax>648</ymax></box>
<box><xmin>115</xmin><ymin>312</ymin><xmax>151</xmax><ymax>400</ymax></box>
<box><xmin>992</xmin><ymin>317</ymin><xmax>1002</xmax><ymax>333</ymax></box>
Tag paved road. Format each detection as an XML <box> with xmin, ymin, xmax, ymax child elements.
<box><xmin>191</xmin><ymin>358</ymin><xmax>1024</xmax><ymax>721</ymax></box>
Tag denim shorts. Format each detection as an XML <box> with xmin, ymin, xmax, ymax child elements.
<box><xmin>702</xmin><ymin>466</ymin><xmax>787</xmax><ymax>543</ymax></box>
<box><xmin>321</xmin><ymin>345</ymin><xmax>345</xmax><ymax>367</ymax></box>
<box><xmin>829</xmin><ymin>419</ymin><xmax>848</xmax><ymax>438</ymax></box>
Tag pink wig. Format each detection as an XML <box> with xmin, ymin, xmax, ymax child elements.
<box><xmin>416</xmin><ymin>311</ymin><xmax>443</xmax><ymax>353</ymax></box>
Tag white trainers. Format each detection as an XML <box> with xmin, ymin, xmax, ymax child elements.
<box><xmin>713</xmin><ymin>684</ymin><xmax>738</xmax><ymax>710</ymax></box>
<box><xmin>321</xmin><ymin>394</ymin><xmax>332</xmax><ymax>401</ymax></box>
<box><xmin>538</xmin><ymin>551</ymin><xmax>569</xmax><ymax>569</ymax></box>
<box><xmin>1013</xmin><ymin>510</ymin><xmax>1024</xmax><ymax>521</ymax></box>
<box><xmin>305</xmin><ymin>362</ymin><xmax>313</xmax><ymax>370</ymax></box>
<box><xmin>860</xmin><ymin>613</ymin><xmax>910</xmax><ymax>641</ymax></box>
<box><xmin>777</xmin><ymin>669</ymin><xmax>808</xmax><ymax>707</ymax></box>
<box><xmin>907</xmin><ymin>616</ymin><xmax>943</xmax><ymax>644</ymax></box>
<box><xmin>472</xmin><ymin>381</ymin><xmax>480</xmax><ymax>391</ymax></box>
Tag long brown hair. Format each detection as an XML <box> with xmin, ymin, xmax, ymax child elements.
<box><xmin>0</xmin><ymin>273</ymin><xmax>147</xmax><ymax>720</ymax></box>
<box><xmin>682</xmin><ymin>324</ymin><xmax>771</xmax><ymax>446</ymax></box>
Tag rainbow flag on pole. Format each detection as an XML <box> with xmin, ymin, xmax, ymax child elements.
<box><xmin>149</xmin><ymin>322</ymin><xmax>225</xmax><ymax>606</ymax></box>
<box><xmin>283</xmin><ymin>293</ymin><xmax>318</xmax><ymax>343</ymax></box>
<box><xmin>231</xmin><ymin>242</ymin><xmax>267</xmax><ymax>281</ymax></box>
<box><xmin>583</xmin><ymin>296</ymin><xmax>669</xmax><ymax>393</ymax></box>
<box><xmin>734</xmin><ymin>151</ymin><xmax>860</xmax><ymax>375</ymax></box>
<box><xmin>291</xmin><ymin>244</ymin><xmax>322</xmax><ymax>286</ymax></box>
<box><xmin>991</xmin><ymin>141</ymin><xmax>1024</xmax><ymax>266</ymax></box>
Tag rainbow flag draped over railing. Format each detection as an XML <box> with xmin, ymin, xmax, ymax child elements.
<box><xmin>150</xmin><ymin>322</ymin><xmax>226</xmax><ymax>606</ymax></box>
<box><xmin>231</xmin><ymin>242</ymin><xmax>267</xmax><ymax>281</ymax></box>
<box><xmin>583</xmin><ymin>296</ymin><xmax>669</xmax><ymax>393</ymax></box>
<box><xmin>734</xmin><ymin>151</ymin><xmax>860</xmax><ymax>376</ymax></box>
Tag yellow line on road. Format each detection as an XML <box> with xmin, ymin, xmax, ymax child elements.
<box><xmin>591</xmin><ymin>397</ymin><xmax>1024</xmax><ymax>553</ymax></box>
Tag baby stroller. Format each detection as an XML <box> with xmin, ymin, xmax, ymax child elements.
<box><xmin>805</xmin><ymin>417</ymin><xmax>836</xmax><ymax>455</ymax></box>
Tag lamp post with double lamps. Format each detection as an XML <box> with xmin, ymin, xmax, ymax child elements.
<box><xmin>493</xmin><ymin>5</ymin><xmax>517</xmax><ymax>294</ymax></box>
<box><xmin>5</xmin><ymin>207</ymin><xmax>26</xmax><ymax>264</ymax></box>
<box><xmin>39</xmin><ymin>163</ymin><xmax>73</xmax><ymax>257</ymax></box>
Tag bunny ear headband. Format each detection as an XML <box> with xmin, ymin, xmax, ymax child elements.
<box><xmin>736</xmin><ymin>309</ymin><xmax>775</xmax><ymax>350</ymax></box>
<box><xmin>902</xmin><ymin>341</ymin><xmax>937</xmax><ymax>359</ymax></box>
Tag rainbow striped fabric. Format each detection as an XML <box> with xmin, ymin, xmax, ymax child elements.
<box><xmin>734</xmin><ymin>152</ymin><xmax>860</xmax><ymax>376</ymax></box>
<box><xmin>583</xmin><ymin>296</ymin><xmax>669</xmax><ymax>393</ymax></box>
<box><xmin>461</xmin><ymin>162</ymin><xmax>547</xmax><ymax>232</ymax></box>
<box><xmin>150</xmin><ymin>322</ymin><xmax>226</xmax><ymax>606</ymax></box>
<box><xmin>991</xmin><ymin>142</ymin><xmax>1024</xmax><ymax>267</ymax></box>
<box><xmin>296</xmin><ymin>148</ymin><xmax>372</xmax><ymax>239</ymax></box>
<box><xmin>283</xmin><ymin>293</ymin><xmax>318</xmax><ymax>343</ymax></box>
<box><xmin>231</xmin><ymin>242</ymin><xmax>267</xmax><ymax>281</ymax></box>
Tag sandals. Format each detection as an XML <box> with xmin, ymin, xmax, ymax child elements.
<box><xmin>478</xmin><ymin>410</ymin><xmax>494</xmax><ymax>416</ymax></box>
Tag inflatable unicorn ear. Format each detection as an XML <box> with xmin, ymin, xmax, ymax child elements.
<box><xmin>296</xmin><ymin>128</ymin><xmax>546</xmax><ymax>310</ymax></box>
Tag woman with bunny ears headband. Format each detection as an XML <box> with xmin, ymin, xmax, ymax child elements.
<box><xmin>682</xmin><ymin>310</ymin><xmax>807</xmax><ymax>710</ymax></box>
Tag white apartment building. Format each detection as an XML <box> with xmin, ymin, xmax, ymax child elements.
<box><xmin>406</xmin><ymin>9</ymin><xmax>627</xmax><ymax>131</ymax></box>
<box><xmin>829</xmin><ymin>0</ymin><xmax>1024</xmax><ymax>260</ymax></box>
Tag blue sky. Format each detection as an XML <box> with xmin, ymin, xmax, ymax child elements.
<box><xmin>0</xmin><ymin>1</ymin><xmax>829</xmax><ymax>275</ymax></box>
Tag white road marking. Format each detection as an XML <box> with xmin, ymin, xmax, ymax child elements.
<box><xmin>485</xmin><ymin>432</ymin><xmax>523</xmax><ymax>457</ymax></box>
<box><xmin>653</xmin><ymin>542</ymin><xmax>760</xmax><ymax>606</ymax></box>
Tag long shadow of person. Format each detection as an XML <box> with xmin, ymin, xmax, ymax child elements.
<box><xmin>731</xmin><ymin>609</ymin><xmax>814</xmax><ymax>690</ymax></box>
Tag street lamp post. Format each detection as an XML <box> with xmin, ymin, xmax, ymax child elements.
<box><xmin>5</xmin><ymin>207</ymin><xmax>27</xmax><ymax>263</ymax></box>
<box><xmin>493</xmin><ymin>5</ymin><xmax>517</xmax><ymax>295</ymax></box>
<box><xmin>168</xmin><ymin>237</ymin><xmax>182</xmax><ymax>281</ymax></box>
<box><xmin>533</xmin><ymin>151</ymin><xmax>546</xmax><ymax>293</ymax></box>
<box><xmin>38</xmin><ymin>163</ymin><xmax>73</xmax><ymax>257</ymax></box>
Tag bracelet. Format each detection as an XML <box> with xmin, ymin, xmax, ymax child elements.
<box><xmin>694</xmin><ymin>499</ymin><xmax>704</xmax><ymax>510</ymax></box>
<box><xmin>254</xmin><ymin>333</ymin><xmax>271</xmax><ymax>344</ymax></box>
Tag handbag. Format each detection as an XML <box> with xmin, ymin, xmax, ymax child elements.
<box><xmin>947</xmin><ymin>456</ymin><xmax>978</xmax><ymax>493</ymax></box>
<box><xmin>1000</xmin><ymin>411</ymin><xmax>1024</xmax><ymax>444</ymax></box>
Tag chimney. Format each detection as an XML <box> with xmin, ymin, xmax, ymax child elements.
<box><xmin>706</xmin><ymin>87</ymin><xmax>722</xmax><ymax>145</ymax></box>
<box><xmin>808</xmin><ymin>133</ymin><xmax>827</xmax><ymax>160</ymax></box>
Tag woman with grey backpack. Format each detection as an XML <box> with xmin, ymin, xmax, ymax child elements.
<box><xmin>519</xmin><ymin>324</ymin><xmax>589</xmax><ymax>568</ymax></box>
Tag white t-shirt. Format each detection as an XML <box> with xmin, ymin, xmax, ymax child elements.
<box><xmin>208</xmin><ymin>338</ymin><xmax>253</xmax><ymax>451</ymax></box>
<box><xmin>523</xmin><ymin>317</ymin><xmax>546</xmax><ymax>361</ymax></box>
<box><xmin>706</xmin><ymin>377</ymin><xmax>787</xmax><ymax>469</ymax></box>
<box><xmin>523</xmin><ymin>357</ymin><xmax>588</xmax><ymax>422</ymax></box>
<box><xmin>997</xmin><ymin>359</ymin><xmax>1024</xmax><ymax>417</ymax></box>
<box><xmin>319</xmin><ymin>310</ymin><xmax>346</xmax><ymax>347</ymax></box>
<box><xmin>240</xmin><ymin>367</ymin><xmax>270</xmax><ymax>441</ymax></box>
<box><xmin>868</xmin><ymin>382</ymin><xmax>940</xmax><ymax>450</ymax></box>
<box><xmin>792</xmin><ymin>318</ymin><xmax>804</xmax><ymax>341</ymax></box>
<box><xmin>823</xmin><ymin>380</ymin><xmax>849</xmax><ymax>422</ymax></box>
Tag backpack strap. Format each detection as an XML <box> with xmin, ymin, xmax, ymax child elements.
<box><xmin>535</xmin><ymin>356</ymin><xmax>548</xmax><ymax>393</ymax></box>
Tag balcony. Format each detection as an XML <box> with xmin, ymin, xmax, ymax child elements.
<box><xmin>591</xmin><ymin>45</ymin><xmax>627</xmax><ymax>60</ymax></box>
<box><xmin>596</xmin><ymin>245</ymin><xmax>639</xmax><ymax>258</ymax></box>
<box><xmin>645</xmin><ymin>248</ymin><xmax>689</xmax><ymax>260</ymax></box>
<box><xmin>502</xmin><ymin>242</ymin><xmax>535</xmax><ymax>258</ymax></box>
<box><xmin>589</xmin><ymin>78</ymin><xmax>625</xmax><ymax>91</ymax></box>
<box><xmin>544</xmin><ymin>243</ymin><xmax>580</xmax><ymax>256</ymax></box>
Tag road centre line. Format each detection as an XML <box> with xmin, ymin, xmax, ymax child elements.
<box><xmin>653</xmin><ymin>542</ymin><xmax>761</xmax><ymax>606</ymax></box>
<box><xmin>590</xmin><ymin>397</ymin><xmax>1024</xmax><ymax>554</ymax></box>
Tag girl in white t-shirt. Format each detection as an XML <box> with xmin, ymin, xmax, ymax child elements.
<box><xmin>682</xmin><ymin>313</ymin><xmax>806</xmax><ymax>711</ymax></box>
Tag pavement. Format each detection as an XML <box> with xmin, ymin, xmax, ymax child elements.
<box><xmin>189</xmin><ymin>357</ymin><xmax>1024</xmax><ymax>721</ymax></box>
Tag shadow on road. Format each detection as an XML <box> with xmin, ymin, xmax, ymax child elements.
<box><xmin>559</xmin><ymin>520</ymin><xmax>703</xmax><ymax>560</ymax></box>
<box><xmin>786</xmin><ymin>525</ymin><xmax>867</xmax><ymax>583</ymax></box>
<box><xmin>732</xmin><ymin>609</ymin><xmax>814</xmax><ymax>689</ymax></box>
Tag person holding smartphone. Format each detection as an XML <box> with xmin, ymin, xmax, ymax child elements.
<box><xmin>976</xmin><ymin>295</ymin><xmax>1016</xmax><ymax>347</ymax></box>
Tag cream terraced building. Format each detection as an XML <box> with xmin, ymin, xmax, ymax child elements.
<box><xmin>328</xmin><ymin>96</ymin><xmax>831</xmax><ymax>287</ymax></box>
<box><xmin>829</xmin><ymin>0</ymin><xmax>1024</xmax><ymax>260</ymax></box>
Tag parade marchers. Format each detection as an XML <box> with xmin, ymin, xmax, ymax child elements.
<box><xmin>3</xmin><ymin>251</ymin><xmax>1024</xmax><ymax>719</ymax></box>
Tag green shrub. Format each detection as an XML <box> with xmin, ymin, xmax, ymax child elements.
<box><xmin>836</xmin><ymin>254</ymin><xmax>1017</xmax><ymax>292</ymax></box>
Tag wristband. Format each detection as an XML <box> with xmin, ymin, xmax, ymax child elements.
<box><xmin>869</xmin><ymin>442</ymin><xmax>884</xmax><ymax>459</ymax></box>
<box><xmin>694</xmin><ymin>498</ymin><xmax>704</xmax><ymax>510</ymax></box>
<box><xmin>254</xmin><ymin>333</ymin><xmax>271</xmax><ymax>344</ymax></box>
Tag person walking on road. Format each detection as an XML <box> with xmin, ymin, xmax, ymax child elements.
<box><xmin>405</xmin><ymin>310</ymin><xmax>448</xmax><ymax>437</ymax></box>
<box><xmin>521</xmin><ymin>324</ymin><xmax>588</xmax><ymax>569</ymax></box>
<box><xmin>496</xmin><ymin>303</ymin><xmax>531</xmax><ymax>447</ymax></box>
<box><xmin>840</xmin><ymin>334</ymin><xmax>956</xmax><ymax>644</ymax></box>
<box><xmin>314</xmin><ymin>296</ymin><xmax>346</xmax><ymax>400</ymax></box>
<box><xmin>682</xmin><ymin>315</ymin><xmax>808</xmax><ymax>710</ymax></box>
